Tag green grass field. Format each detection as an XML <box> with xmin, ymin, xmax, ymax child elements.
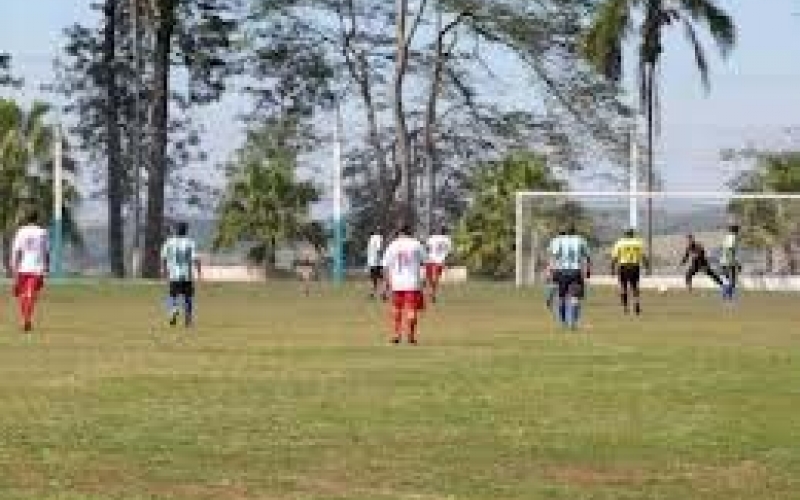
<box><xmin>0</xmin><ymin>282</ymin><xmax>798</xmax><ymax>500</ymax></box>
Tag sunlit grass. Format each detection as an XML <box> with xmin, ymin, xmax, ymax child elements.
<box><xmin>0</xmin><ymin>282</ymin><xmax>797</xmax><ymax>499</ymax></box>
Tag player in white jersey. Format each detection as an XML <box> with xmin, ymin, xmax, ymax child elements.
<box><xmin>366</xmin><ymin>230</ymin><xmax>385</xmax><ymax>300</ymax></box>
<box><xmin>381</xmin><ymin>224</ymin><xmax>427</xmax><ymax>344</ymax></box>
<box><xmin>425</xmin><ymin>227</ymin><xmax>452</xmax><ymax>303</ymax></box>
<box><xmin>11</xmin><ymin>211</ymin><xmax>49</xmax><ymax>332</ymax></box>
<box><xmin>548</xmin><ymin>224</ymin><xmax>591</xmax><ymax>330</ymax></box>
<box><xmin>160</xmin><ymin>222</ymin><xmax>202</xmax><ymax>327</ymax></box>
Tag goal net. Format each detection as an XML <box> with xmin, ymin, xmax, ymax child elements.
<box><xmin>514</xmin><ymin>191</ymin><xmax>800</xmax><ymax>291</ymax></box>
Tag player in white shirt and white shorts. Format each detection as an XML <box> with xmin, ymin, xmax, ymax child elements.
<box><xmin>366</xmin><ymin>230</ymin><xmax>385</xmax><ymax>299</ymax></box>
<box><xmin>11</xmin><ymin>211</ymin><xmax>50</xmax><ymax>332</ymax></box>
<box><xmin>381</xmin><ymin>224</ymin><xmax>427</xmax><ymax>344</ymax></box>
<box><xmin>425</xmin><ymin>228</ymin><xmax>452</xmax><ymax>303</ymax></box>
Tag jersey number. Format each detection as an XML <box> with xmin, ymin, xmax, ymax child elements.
<box><xmin>396</xmin><ymin>251</ymin><xmax>413</xmax><ymax>271</ymax></box>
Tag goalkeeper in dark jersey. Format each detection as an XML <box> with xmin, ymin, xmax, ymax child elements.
<box><xmin>680</xmin><ymin>234</ymin><xmax>724</xmax><ymax>291</ymax></box>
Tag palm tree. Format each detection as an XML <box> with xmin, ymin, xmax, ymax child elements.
<box><xmin>454</xmin><ymin>152</ymin><xmax>591</xmax><ymax>278</ymax></box>
<box><xmin>583</xmin><ymin>0</ymin><xmax>736</xmax><ymax>272</ymax></box>
<box><xmin>214</xmin><ymin>137</ymin><xmax>321</xmax><ymax>270</ymax></box>
<box><xmin>0</xmin><ymin>99</ymin><xmax>81</xmax><ymax>272</ymax></box>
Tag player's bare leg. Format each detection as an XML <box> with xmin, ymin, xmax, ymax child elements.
<box><xmin>407</xmin><ymin>307</ymin><xmax>419</xmax><ymax>344</ymax></box>
<box><xmin>428</xmin><ymin>275</ymin><xmax>439</xmax><ymax>303</ymax></box>
<box><xmin>19</xmin><ymin>283</ymin><xmax>36</xmax><ymax>332</ymax></box>
<box><xmin>391</xmin><ymin>304</ymin><xmax>403</xmax><ymax>344</ymax></box>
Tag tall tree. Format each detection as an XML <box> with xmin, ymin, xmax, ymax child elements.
<box><xmin>0</xmin><ymin>99</ymin><xmax>82</xmax><ymax>271</ymax></box>
<box><xmin>248</xmin><ymin>0</ymin><xmax>628</xmax><ymax>257</ymax></box>
<box><xmin>139</xmin><ymin>0</ymin><xmax>241</xmax><ymax>277</ymax></box>
<box><xmin>102</xmin><ymin>0</ymin><xmax>126</xmax><ymax>277</ymax></box>
<box><xmin>582</xmin><ymin>0</ymin><xmax>736</xmax><ymax>271</ymax></box>
<box><xmin>56</xmin><ymin>0</ymin><xmax>242</xmax><ymax>277</ymax></box>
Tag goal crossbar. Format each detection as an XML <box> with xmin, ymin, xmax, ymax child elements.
<box><xmin>515</xmin><ymin>191</ymin><xmax>800</xmax><ymax>201</ymax></box>
<box><xmin>514</xmin><ymin>190</ymin><xmax>800</xmax><ymax>287</ymax></box>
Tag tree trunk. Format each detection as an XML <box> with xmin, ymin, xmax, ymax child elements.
<box><xmin>355</xmin><ymin>52</ymin><xmax>390</xmax><ymax>220</ymax></box>
<box><xmin>423</xmin><ymin>9</ymin><xmax>451</xmax><ymax>236</ymax></box>
<box><xmin>394</xmin><ymin>0</ymin><xmax>414</xmax><ymax>226</ymax></box>
<box><xmin>103</xmin><ymin>0</ymin><xmax>126</xmax><ymax>277</ymax></box>
<box><xmin>645</xmin><ymin>62</ymin><xmax>656</xmax><ymax>275</ymax></box>
<box><xmin>142</xmin><ymin>2</ymin><xmax>175</xmax><ymax>278</ymax></box>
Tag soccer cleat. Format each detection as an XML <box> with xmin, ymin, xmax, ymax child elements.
<box><xmin>391</xmin><ymin>337</ymin><xmax>401</xmax><ymax>344</ymax></box>
<box><xmin>634</xmin><ymin>303</ymin><xmax>641</xmax><ymax>316</ymax></box>
<box><xmin>22</xmin><ymin>322</ymin><xmax>32</xmax><ymax>333</ymax></box>
<box><xmin>408</xmin><ymin>337</ymin><xmax>418</xmax><ymax>345</ymax></box>
<box><xmin>169</xmin><ymin>310</ymin><xmax>179</xmax><ymax>327</ymax></box>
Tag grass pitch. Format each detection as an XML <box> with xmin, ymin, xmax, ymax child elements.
<box><xmin>0</xmin><ymin>282</ymin><xmax>798</xmax><ymax>499</ymax></box>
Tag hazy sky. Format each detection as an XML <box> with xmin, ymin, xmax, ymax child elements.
<box><xmin>1</xmin><ymin>0</ymin><xmax>798</xmax><ymax>200</ymax></box>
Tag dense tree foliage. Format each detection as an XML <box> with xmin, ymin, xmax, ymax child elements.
<box><xmin>214</xmin><ymin>118</ymin><xmax>322</xmax><ymax>269</ymax></box>
<box><xmin>0</xmin><ymin>99</ymin><xmax>81</xmax><ymax>271</ymax></box>
<box><xmin>247</xmin><ymin>0</ymin><xmax>629</xmax><ymax>261</ymax></box>
<box><xmin>729</xmin><ymin>152</ymin><xmax>800</xmax><ymax>273</ymax></box>
<box><xmin>454</xmin><ymin>152</ymin><xmax>591</xmax><ymax>278</ymax></box>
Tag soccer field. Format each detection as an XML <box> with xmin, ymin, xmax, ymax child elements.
<box><xmin>0</xmin><ymin>283</ymin><xmax>798</xmax><ymax>500</ymax></box>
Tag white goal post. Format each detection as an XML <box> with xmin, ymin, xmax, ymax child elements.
<box><xmin>515</xmin><ymin>191</ymin><xmax>800</xmax><ymax>290</ymax></box>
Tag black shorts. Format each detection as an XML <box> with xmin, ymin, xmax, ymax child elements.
<box><xmin>618</xmin><ymin>264</ymin><xmax>641</xmax><ymax>289</ymax></box>
<box><xmin>553</xmin><ymin>269</ymin><xmax>585</xmax><ymax>299</ymax></box>
<box><xmin>369</xmin><ymin>266</ymin><xmax>384</xmax><ymax>281</ymax></box>
<box><xmin>169</xmin><ymin>280</ymin><xmax>195</xmax><ymax>298</ymax></box>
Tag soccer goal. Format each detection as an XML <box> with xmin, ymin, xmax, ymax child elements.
<box><xmin>514</xmin><ymin>191</ymin><xmax>800</xmax><ymax>291</ymax></box>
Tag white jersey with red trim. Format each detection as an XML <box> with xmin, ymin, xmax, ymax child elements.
<box><xmin>426</xmin><ymin>234</ymin><xmax>452</xmax><ymax>264</ymax></box>
<box><xmin>381</xmin><ymin>236</ymin><xmax>427</xmax><ymax>291</ymax></box>
<box><xmin>12</xmin><ymin>225</ymin><xmax>49</xmax><ymax>276</ymax></box>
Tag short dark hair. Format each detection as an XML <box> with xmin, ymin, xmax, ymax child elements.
<box><xmin>624</xmin><ymin>228</ymin><xmax>635</xmax><ymax>238</ymax></box>
<box><xmin>176</xmin><ymin>221</ymin><xmax>189</xmax><ymax>237</ymax></box>
<box><xmin>25</xmin><ymin>209</ymin><xmax>41</xmax><ymax>225</ymax></box>
<box><xmin>729</xmin><ymin>224</ymin><xmax>740</xmax><ymax>233</ymax></box>
<box><xmin>397</xmin><ymin>223</ymin><xmax>412</xmax><ymax>236</ymax></box>
<box><xmin>566</xmin><ymin>223</ymin><xmax>577</xmax><ymax>235</ymax></box>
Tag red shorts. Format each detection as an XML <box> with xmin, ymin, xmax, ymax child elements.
<box><xmin>13</xmin><ymin>273</ymin><xmax>44</xmax><ymax>297</ymax></box>
<box><xmin>425</xmin><ymin>263</ymin><xmax>445</xmax><ymax>283</ymax></box>
<box><xmin>392</xmin><ymin>290</ymin><xmax>425</xmax><ymax>311</ymax></box>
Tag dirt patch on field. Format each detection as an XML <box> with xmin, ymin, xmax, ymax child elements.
<box><xmin>545</xmin><ymin>460</ymin><xmax>769</xmax><ymax>489</ymax></box>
